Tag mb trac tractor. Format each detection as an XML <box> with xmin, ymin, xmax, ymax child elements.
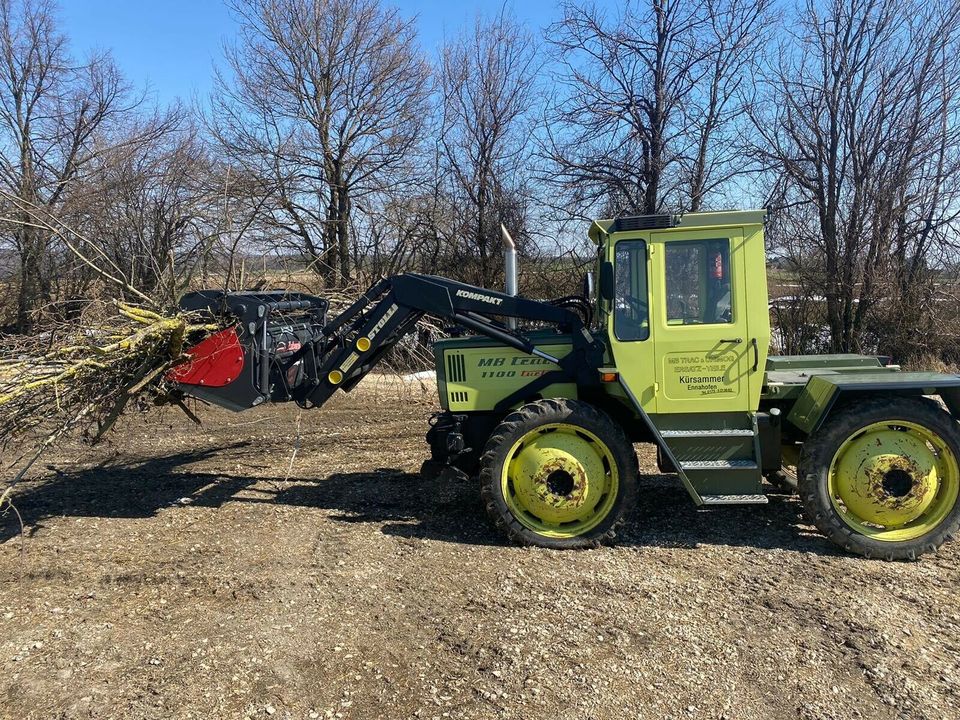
<box><xmin>170</xmin><ymin>210</ymin><xmax>960</xmax><ymax>560</ymax></box>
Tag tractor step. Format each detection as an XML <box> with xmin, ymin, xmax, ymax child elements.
<box><xmin>700</xmin><ymin>494</ymin><xmax>769</xmax><ymax>505</ymax></box>
<box><xmin>680</xmin><ymin>459</ymin><xmax>758</xmax><ymax>470</ymax></box>
<box><xmin>660</xmin><ymin>429</ymin><xmax>754</xmax><ymax>438</ymax></box>
<box><xmin>655</xmin><ymin>413</ymin><xmax>765</xmax><ymax>498</ymax></box>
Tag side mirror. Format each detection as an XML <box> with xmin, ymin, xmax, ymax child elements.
<box><xmin>599</xmin><ymin>261</ymin><xmax>615</xmax><ymax>301</ymax></box>
<box><xmin>582</xmin><ymin>271</ymin><xmax>595</xmax><ymax>300</ymax></box>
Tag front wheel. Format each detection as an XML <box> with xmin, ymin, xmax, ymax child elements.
<box><xmin>798</xmin><ymin>397</ymin><xmax>960</xmax><ymax>560</ymax></box>
<box><xmin>479</xmin><ymin>399</ymin><xmax>637</xmax><ymax>549</ymax></box>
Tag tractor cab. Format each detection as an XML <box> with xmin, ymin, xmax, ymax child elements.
<box><xmin>590</xmin><ymin>210</ymin><xmax>771</xmax><ymax>417</ymax></box>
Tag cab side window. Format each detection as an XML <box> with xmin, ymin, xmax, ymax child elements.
<box><xmin>664</xmin><ymin>239</ymin><xmax>732</xmax><ymax>325</ymax></box>
<box><xmin>614</xmin><ymin>240</ymin><xmax>649</xmax><ymax>341</ymax></box>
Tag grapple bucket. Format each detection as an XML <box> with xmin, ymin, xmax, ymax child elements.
<box><xmin>169</xmin><ymin>290</ymin><xmax>329</xmax><ymax>411</ymax></box>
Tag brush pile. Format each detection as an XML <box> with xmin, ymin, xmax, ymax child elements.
<box><xmin>0</xmin><ymin>302</ymin><xmax>219</xmax><ymax>461</ymax></box>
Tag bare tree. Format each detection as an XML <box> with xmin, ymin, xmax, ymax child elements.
<box><xmin>437</xmin><ymin>10</ymin><xmax>540</xmax><ymax>287</ymax></box>
<box><xmin>541</xmin><ymin>0</ymin><xmax>770</xmax><ymax>219</ymax></box>
<box><xmin>83</xmin><ymin>115</ymin><xmax>218</xmax><ymax>306</ymax></box>
<box><xmin>0</xmin><ymin>0</ymin><xmax>148</xmax><ymax>329</ymax></box>
<box><xmin>211</xmin><ymin>0</ymin><xmax>430</xmax><ymax>286</ymax></box>
<box><xmin>683</xmin><ymin>0</ymin><xmax>771</xmax><ymax>211</ymax></box>
<box><xmin>755</xmin><ymin>0</ymin><xmax>960</xmax><ymax>355</ymax></box>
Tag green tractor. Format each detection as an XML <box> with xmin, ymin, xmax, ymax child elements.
<box><xmin>175</xmin><ymin>210</ymin><xmax>960</xmax><ymax>560</ymax></box>
<box><xmin>427</xmin><ymin>210</ymin><xmax>960</xmax><ymax>559</ymax></box>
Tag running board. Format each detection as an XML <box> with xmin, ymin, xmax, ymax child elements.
<box><xmin>660</xmin><ymin>429</ymin><xmax>754</xmax><ymax>438</ymax></box>
<box><xmin>680</xmin><ymin>459</ymin><xmax>758</xmax><ymax>470</ymax></box>
<box><xmin>700</xmin><ymin>494</ymin><xmax>769</xmax><ymax>505</ymax></box>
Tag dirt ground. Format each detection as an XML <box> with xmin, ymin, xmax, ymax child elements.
<box><xmin>2</xmin><ymin>378</ymin><xmax>959</xmax><ymax>720</ymax></box>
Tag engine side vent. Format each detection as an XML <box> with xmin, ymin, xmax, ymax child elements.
<box><xmin>446</xmin><ymin>352</ymin><xmax>467</xmax><ymax>383</ymax></box>
<box><xmin>611</xmin><ymin>214</ymin><xmax>678</xmax><ymax>232</ymax></box>
<box><xmin>450</xmin><ymin>391</ymin><xmax>469</xmax><ymax>404</ymax></box>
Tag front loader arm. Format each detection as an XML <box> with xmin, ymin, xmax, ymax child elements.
<box><xmin>300</xmin><ymin>273</ymin><xmax>603</xmax><ymax>409</ymax></box>
<box><xmin>173</xmin><ymin>273</ymin><xmax>603</xmax><ymax>413</ymax></box>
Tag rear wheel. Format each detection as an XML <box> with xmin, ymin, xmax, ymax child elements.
<box><xmin>479</xmin><ymin>399</ymin><xmax>636</xmax><ymax>549</ymax></box>
<box><xmin>798</xmin><ymin>398</ymin><xmax>960</xmax><ymax>560</ymax></box>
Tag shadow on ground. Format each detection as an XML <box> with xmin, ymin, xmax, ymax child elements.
<box><xmin>0</xmin><ymin>447</ymin><xmax>834</xmax><ymax>555</ymax></box>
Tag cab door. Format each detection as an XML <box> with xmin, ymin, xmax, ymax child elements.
<box><xmin>604</xmin><ymin>236</ymin><xmax>658</xmax><ymax>414</ymax></box>
<box><xmin>650</xmin><ymin>228</ymin><xmax>752</xmax><ymax>414</ymax></box>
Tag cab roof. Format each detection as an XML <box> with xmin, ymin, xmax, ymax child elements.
<box><xmin>588</xmin><ymin>209</ymin><xmax>767</xmax><ymax>245</ymax></box>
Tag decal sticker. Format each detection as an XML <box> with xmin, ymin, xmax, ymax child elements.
<box><xmin>455</xmin><ymin>289</ymin><xmax>504</xmax><ymax>306</ymax></box>
<box><xmin>340</xmin><ymin>352</ymin><xmax>360</xmax><ymax>373</ymax></box>
<box><xmin>663</xmin><ymin>352</ymin><xmax>739</xmax><ymax>399</ymax></box>
<box><xmin>368</xmin><ymin>305</ymin><xmax>398</xmax><ymax>340</ymax></box>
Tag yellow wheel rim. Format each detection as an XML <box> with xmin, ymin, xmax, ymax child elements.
<box><xmin>501</xmin><ymin>423</ymin><xmax>619</xmax><ymax>539</ymax></box>
<box><xmin>828</xmin><ymin>420</ymin><xmax>960</xmax><ymax>542</ymax></box>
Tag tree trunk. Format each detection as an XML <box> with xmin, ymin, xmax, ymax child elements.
<box><xmin>15</xmin><ymin>223</ymin><xmax>48</xmax><ymax>332</ymax></box>
<box><xmin>337</xmin><ymin>188</ymin><xmax>350</xmax><ymax>285</ymax></box>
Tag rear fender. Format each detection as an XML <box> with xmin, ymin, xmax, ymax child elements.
<box><xmin>786</xmin><ymin>372</ymin><xmax>960</xmax><ymax>435</ymax></box>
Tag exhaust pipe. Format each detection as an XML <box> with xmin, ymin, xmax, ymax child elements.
<box><xmin>501</xmin><ymin>224</ymin><xmax>517</xmax><ymax>329</ymax></box>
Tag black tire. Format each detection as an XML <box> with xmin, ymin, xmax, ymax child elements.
<box><xmin>798</xmin><ymin>397</ymin><xmax>960</xmax><ymax>560</ymax></box>
<box><xmin>479</xmin><ymin>398</ymin><xmax>637</xmax><ymax>549</ymax></box>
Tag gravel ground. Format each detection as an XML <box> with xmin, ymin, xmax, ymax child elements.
<box><xmin>1</xmin><ymin>378</ymin><xmax>959</xmax><ymax>720</ymax></box>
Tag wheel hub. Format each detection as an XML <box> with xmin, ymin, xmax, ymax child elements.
<box><xmin>881</xmin><ymin>467</ymin><xmax>914</xmax><ymax>498</ymax></box>
<box><xmin>503</xmin><ymin>424</ymin><xmax>616</xmax><ymax>533</ymax></box>
<box><xmin>511</xmin><ymin>441</ymin><xmax>593</xmax><ymax>519</ymax></box>
<box><xmin>830</xmin><ymin>423</ymin><xmax>952</xmax><ymax>534</ymax></box>
<box><xmin>545</xmin><ymin>468</ymin><xmax>576</xmax><ymax>497</ymax></box>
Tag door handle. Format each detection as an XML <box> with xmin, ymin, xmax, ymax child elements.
<box><xmin>751</xmin><ymin>337</ymin><xmax>760</xmax><ymax>372</ymax></box>
<box><xmin>719</xmin><ymin>337</ymin><xmax>743</xmax><ymax>344</ymax></box>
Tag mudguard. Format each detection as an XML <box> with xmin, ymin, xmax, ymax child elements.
<box><xmin>786</xmin><ymin>372</ymin><xmax>960</xmax><ymax>435</ymax></box>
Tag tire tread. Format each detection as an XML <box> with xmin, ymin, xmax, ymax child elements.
<box><xmin>479</xmin><ymin>398</ymin><xmax>637</xmax><ymax>549</ymax></box>
<box><xmin>797</xmin><ymin>397</ymin><xmax>960</xmax><ymax>561</ymax></box>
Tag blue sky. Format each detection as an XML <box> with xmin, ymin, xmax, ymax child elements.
<box><xmin>59</xmin><ymin>0</ymin><xmax>568</xmax><ymax>107</ymax></box>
